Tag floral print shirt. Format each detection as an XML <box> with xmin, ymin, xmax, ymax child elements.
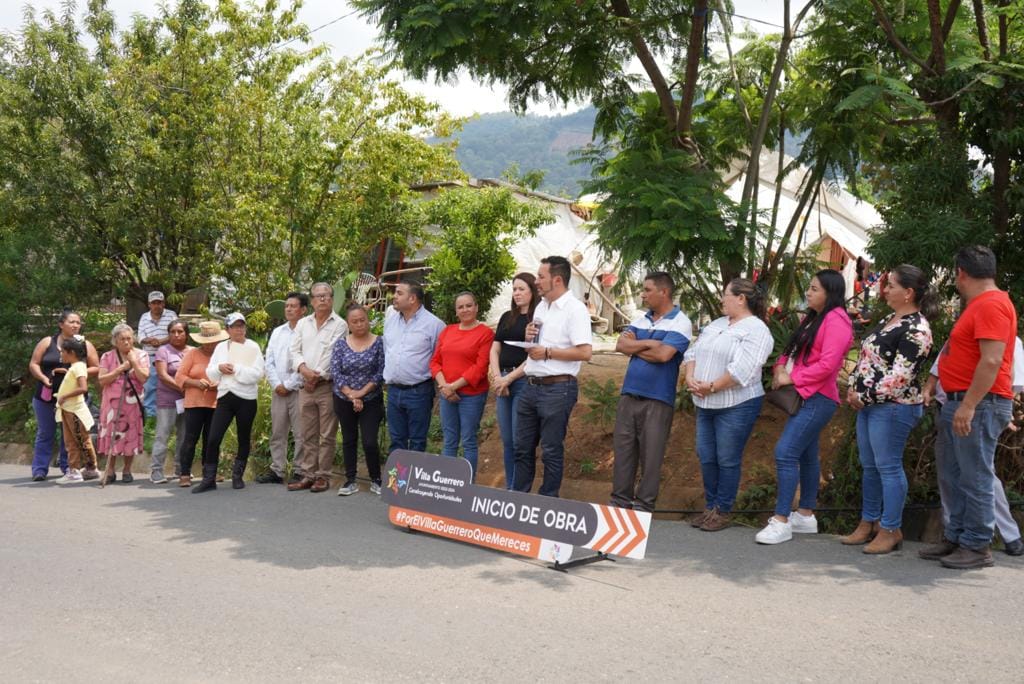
<box><xmin>849</xmin><ymin>312</ymin><xmax>933</xmax><ymax>405</ymax></box>
<box><xmin>330</xmin><ymin>336</ymin><xmax>385</xmax><ymax>402</ymax></box>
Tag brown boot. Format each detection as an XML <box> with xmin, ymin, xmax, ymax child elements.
<box><xmin>840</xmin><ymin>520</ymin><xmax>879</xmax><ymax>545</ymax></box>
<box><xmin>863</xmin><ymin>528</ymin><xmax>903</xmax><ymax>554</ymax></box>
<box><xmin>690</xmin><ymin>509</ymin><xmax>713</xmax><ymax>528</ymax></box>
<box><xmin>700</xmin><ymin>509</ymin><xmax>732</xmax><ymax>532</ymax></box>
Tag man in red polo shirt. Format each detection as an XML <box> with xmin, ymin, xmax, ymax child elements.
<box><xmin>919</xmin><ymin>246</ymin><xmax>1017</xmax><ymax>569</ymax></box>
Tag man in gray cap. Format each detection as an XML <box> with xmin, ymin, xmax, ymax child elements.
<box><xmin>137</xmin><ymin>290</ymin><xmax>177</xmax><ymax>418</ymax></box>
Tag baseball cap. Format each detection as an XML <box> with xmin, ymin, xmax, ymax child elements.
<box><xmin>148</xmin><ymin>291</ymin><xmax>165</xmax><ymax>303</ymax></box>
<box><xmin>225</xmin><ymin>312</ymin><xmax>247</xmax><ymax>327</ymax></box>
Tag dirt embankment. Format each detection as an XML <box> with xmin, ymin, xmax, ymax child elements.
<box><xmin>472</xmin><ymin>353</ymin><xmax>854</xmax><ymax>515</ymax></box>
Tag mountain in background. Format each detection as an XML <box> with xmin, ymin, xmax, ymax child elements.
<box><xmin>439</xmin><ymin>107</ymin><xmax>598</xmax><ymax>198</ymax></box>
<box><xmin>438</xmin><ymin>106</ymin><xmax>809</xmax><ymax>199</ymax></box>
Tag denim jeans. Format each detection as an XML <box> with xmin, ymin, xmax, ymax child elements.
<box><xmin>938</xmin><ymin>395</ymin><xmax>1014</xmax><ymax>550</ymax></box>
<box><xmin>439</xmin><ymin>391</ymin><xmax>488</xmax><ymax>480</ymax></box>
<box><xmin>151</xmin><ymin>406</ymin><xmax>186</xmax><ymax>479</ymax></box>
<box><xmin>856</xmin><ymin>402</ymin><xmax>922</xmax><ymax>529</ymax></box>
<box><xmin>32</xmin><ymin>397</ymin><xmax>68</xmax><ymax>477</ymax></box>
<box><xmin>935</xmin><ymin>412</ymin><xmax>1021</xmax><ymax>543</ymax></box>
<box><xmin>143</xmin><ymin>366</ymin><xmax>158</xmax><ymax>418</ymax></box>
<box><xmin>512</xmin><ymin>378</ymin><xmax>578</xmax><ymax>498</ymax></box>
<box><xmin>386</xmin><ymin>381</ymin><xmax>435</xmax><ymax>454</ymax></box>
<box><xmin>695</xmin><ymin>395</ymin><xmax>763</xmax><ymax>513</ymax></box>
<box><xmin>495</xmin><ymin>374</ymin><xmax>527</xmax><ymax>489</ymax></box>
<box><xmin>773</xmin><ymin>392</ymin><xmax>838</xmax><ymax>517</ymax></box>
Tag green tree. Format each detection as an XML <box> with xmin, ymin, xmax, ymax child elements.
<box><xmin>0</xmin><ymin>0</ymin><xmax>463</xmax><ymax>329</ymax></box>
<box><xmin>425</xmin><ymin>187</ymin><xmax>551</xmax><ymax>323</ymax></box>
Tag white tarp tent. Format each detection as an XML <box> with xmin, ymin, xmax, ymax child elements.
<box><xmin>722</xmin><ymin>150</ymin><xmax>883</xmax><ymax>297</ymax></box>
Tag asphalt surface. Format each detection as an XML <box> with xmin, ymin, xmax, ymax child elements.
<box><xmin>1</xmin><ymin>462</ymin><xmax>1022</xmax><ymax>683</ymax></box>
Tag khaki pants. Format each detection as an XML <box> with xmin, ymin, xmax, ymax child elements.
<box><xmin>60</xmin><ymin>411</ymin><xmax>97</xmax><ymax>472</ymax></box>
<box><xmin>299</xmin><ymin>382</ymin><xmax>337</xmax><ymax>480</ymax></box>
<box><xmin>270</xmin><ymin>390</ymin><xmax>304</xmax><ymax>477</ymax></box>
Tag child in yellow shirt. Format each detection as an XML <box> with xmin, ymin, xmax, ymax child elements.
<box><xmin>55</xmin><ymin>337</ymin><xmax>100</xmax><ymax>484</ymax></box>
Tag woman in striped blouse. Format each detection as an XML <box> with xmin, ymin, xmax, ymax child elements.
<box><xmin>683</xmin><ymin>278</ymin><xmax>774</xmax><ymax>531</ymax></box>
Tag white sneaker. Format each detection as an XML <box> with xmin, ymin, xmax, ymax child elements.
<box><xmin>755</xmin><ymin>517</ymin><xmax>793</xmax><ymax>545</ymax></box>
<box><xmin>790</xmin><ymin>510</ymin><xmax>818</xmax><ymax>534</ymax></box>
<box><xmin>151</xmin><ymin>474</ymin><xmax>168</xmax><ymax>484</ymax></box>
<box><xmin>56</xmin><ymin>469</ymin><xmax>84</xmax><ymax>485</ymax></box>
<box><xmin>370</xmin><ymin>481</ymin><xmax>381</xmax><ymax>496</ymax></box>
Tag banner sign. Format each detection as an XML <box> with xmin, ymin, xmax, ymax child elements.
<box><xmin>382</xmin><ymin>450</ymin><xmax>652</xmax><ymax>563</ymax></box>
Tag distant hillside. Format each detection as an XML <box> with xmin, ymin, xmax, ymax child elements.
<box><xmin>439</xmin><ymin>107</ymin><xmax>598</xmax><ymax>198</ymax></box>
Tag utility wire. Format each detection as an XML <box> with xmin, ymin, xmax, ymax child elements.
<box><xmin>274</xmin><ymin>8</ymin><xmax>360</xmax><ymax>50</ymax></box>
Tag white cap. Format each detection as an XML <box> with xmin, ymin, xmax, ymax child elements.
<box><xmin>148</xmin><ymin>291</ymin><xmax>165</xmax><ymax>303</ymax></box>
<box><xmin>225</xmin><ymin>312</ymin><xmax>246</xmax><ymax>327</ymax></box>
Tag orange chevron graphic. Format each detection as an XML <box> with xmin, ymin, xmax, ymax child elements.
<box><xmin>589</xmin><ymin>503</ymin><xmax>650</xmax><ymax>559</ymax></box>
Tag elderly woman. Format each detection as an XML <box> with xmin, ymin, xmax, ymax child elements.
<box><xmin>430</xmin><ymin>292</ymin><xmax>494</xmax><ymax>481</ymax></box>
<box><xmin>193</xmin><ymin>313</ymin><xmax>264</xmax><ymax>493</ymax></box>
<box><xmin>150</xmin><ymin>319</ymin><xmax>191</xmax><ymax>484</ymax></box>
<box><xmin>175</xmin><ymin>321</ymin><xmax>226</xmax><ymax>487</ymax></box>
<box><xmin>684</xmin><ymin>278</ymin><xmax>774</xmax><ymax>532</ymax></box>
<box><xmin>97</xmin><ymin>323</ymin><xmax>151</xmax><ymax>486</ymax></box>
<box><xmin>330</xmin><ymin>303</ymin><xmax>385</xmax><ymax>496</ymax></box>
<box><xmin>27</xmin><ymin>309</ymin><xmax>100</xmax><ymax>481</ymax></box>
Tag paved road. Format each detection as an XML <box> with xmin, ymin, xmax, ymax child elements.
<box><xmin>1</xmin><ymin>463</ymin><xmax>1021</xmax><ymax>683</ymax></box>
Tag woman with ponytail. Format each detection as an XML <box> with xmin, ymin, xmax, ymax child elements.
<box><xmin>840</xmin><ymin>265</ymin><xmax>935</xmax><ymax>553</ymax></box>
<box><xmin>756</xmin><ymin>269</ymin><xmax>853</xmax><ymax>545</ymax></box>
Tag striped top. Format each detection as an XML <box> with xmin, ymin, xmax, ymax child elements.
<box><xmin>683</xmin><ymin>315</ymin><xmax>773</xmax><ymax>410</ymax></box>
<box><xmin>137</xmin><ymin>309</ymin><xmax>178</xmax><ymax>356</ymax></box>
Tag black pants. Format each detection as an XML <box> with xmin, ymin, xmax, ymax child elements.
<box><xmin>333</xmin><ymin>393</ymin><xmax>383</xmax><ymax>482</ymax></box>
<box><xmin>180</xmin><ymin>407</ymin><xmax>214</xmax><ymax>475</ymax></box>
<box><xmin>205</xmin><ymin>392</ymin><xmax>258</xmax><ymax>470</ymax></box>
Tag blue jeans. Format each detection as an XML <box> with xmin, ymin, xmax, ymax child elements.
<box><xmin>773</xmin><ymin>392</ymin><xmax>838</xmax><ymax>517</ymax></box>
<box><xmin>938</xmin><ymin>395</ymin><xmax>1013</xmax><ymax>550</ymax></box>
<box><xmin>32</xmin><ymin>397</ymin><xmax>68</xmax><ymax>477</ymax></box>
<box><xmin>512</xmin><ymin>379</ymin><xmax>578</xmax><ymax>497</ymax></box>
<box><xmin>856</xmin><ymin>402</ymin><xmax>922</xmax><ymax>529</ymax></box>
<box><xmin>695</xmin><ymin>396</ymin><xmax>763</xmax><ymax>512</ymax></box>
<box><xmin>386</xmin><ymin>382</ymin><xmax>435</xmax><ymax>454</ymax></box>
<box><xmin>143</xmin><ymin>363</ymin><xmax>158</xmax><ymax>418</ymax></box>
<box><xmin>495</xmin><ymin>374</ymin><xmax>526</xmax><ymax>489</ymax></box>
<box><xmin>439</xmin><ymin>391</ymin><xmax>487</xmax><ymax>479</ymax></box>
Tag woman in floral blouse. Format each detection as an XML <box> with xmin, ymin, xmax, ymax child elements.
<box><xmin>330</xmin><ymin>303</ymin><xmax>385</xmax><ymax>497</ymax></box>
<box><xmin>842</xmin><ymin>264</ymin><xmax>936</xmax><ymax>554</ymax></box>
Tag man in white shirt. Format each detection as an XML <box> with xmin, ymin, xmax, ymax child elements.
<box><xmin>258</xmin><ymin>292</ymin><xmax>308</xmax><ymax>484</ymax></box>
<box><xmin>137</xmin><ymin>290</ymin><xmax>177</xmax><ymax>418</ymax></box>
<box><xmin>287</xmin><ymin>283</ymin><xmax>347</xmax><ymax>493</ymax></box>
<box><xmin>512</xmin><ymin>256</ymin><xmax>593</xmax><ymax>498</ymax></box>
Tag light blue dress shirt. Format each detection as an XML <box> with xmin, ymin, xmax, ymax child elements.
<box><xmin>382</xmin><ymin>306</ymin><xmax>445</xmax><ymax>385</ymax></box>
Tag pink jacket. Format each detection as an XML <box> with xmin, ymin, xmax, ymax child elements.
<box><xmin>776</xmin><ymin>307</ymin><xmax>853</xmax><ymax>403</ymax></box>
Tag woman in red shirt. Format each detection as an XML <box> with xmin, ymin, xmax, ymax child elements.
<box><xmin>430</xmin><ymin>292</ymin><xmax>494</xmax><ymax>481</ymax></box>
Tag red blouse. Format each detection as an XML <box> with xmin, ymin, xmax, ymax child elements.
<box><xmin>429</xmin><ymin>324</ymin><xmax>495</xmax><ymax>395</ymax></box>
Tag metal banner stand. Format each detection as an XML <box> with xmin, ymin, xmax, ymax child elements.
<box><xmin>549</xmin><ymin>551</ymin><xmax>615</xmax><ymax>573</ymax></box>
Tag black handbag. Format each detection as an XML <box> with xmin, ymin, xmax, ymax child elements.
<box><xmin>765</xmin><ymin>385</ymin><xmax>804</xmax><ymax>416</ymax></box>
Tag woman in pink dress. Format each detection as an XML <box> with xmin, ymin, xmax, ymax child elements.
<box><xmin>97</xmin><ymin>323</ymin><xmax>150</xmax><ymax>485</ymax></box>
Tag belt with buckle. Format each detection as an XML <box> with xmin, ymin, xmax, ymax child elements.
<box><xmin>526</xmin><ymin>374</ymin><xmax>574</xmax><ymax>386</ymax></box>
<box><xmin>946</xmin><ymin>391</ymin><xmax>1001</xmax><ymax>402</ymax></box>
<box><xmin>387</xmin><ymin>379</ymin><xmax>431</xmax><ymax>390</ymax></box>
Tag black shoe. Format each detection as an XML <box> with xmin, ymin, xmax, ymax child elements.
<box><xmin>121</xmin><ymin>473</ymin><xmax>134</xmax><ymax>484</ymax></box>
<box><xmin>289</xmin><ymin>473</ymin><xmax>303</xmax><ymax>484</ymax></box>
<box><xmin>32</xmin><ymin>475</ymin><xmax>45</xmax><ymax>482</ymax></box>
<box><xmin>940</xmin><ymin>546</ymin><xmax>994</xmax><ymax>570</ymax></box>
<box><xmin>192</xmin><ymin>479</ymin><xmax>217</xmax><ymax>493</ymax></box>
<box><xmin>256</xmin><ymin>471</ymin><xmax>283</xmax><ymax>484</ymax></box>
<box><xmin>1004</xmin><ymin>538</ymin><xmax>1024</xmax><ymax>556</ymax></box>
<box><xmin>232</xmin><ymin>477</ymin><xmax>245</xmax><ymax>490</ymax></box>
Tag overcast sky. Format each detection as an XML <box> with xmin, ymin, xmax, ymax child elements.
<box><xmin>0</xmin><ymin>1</ymin><xmax>785</xmax><ymax>117</ymax></box>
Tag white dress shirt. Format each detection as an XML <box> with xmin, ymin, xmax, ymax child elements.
<box><xmin>289</xmin><ymin>311</ymin><xmax>347</xmax><ymax>380</ymax></box>
<box><xmin>683</xmin><ymin>315</ymin><xmax>774</xmax><ymax>410</ymax></box>
<box><xmin>524</xmin><ymin>290</ymin><xmax>593</xmax><ymax>377</ymax></box>
<box><xmin>205</xmin><ymin>339</ymin><xmax>265</xmax><ymax>400</ymax></box>
<box><xmin>265</xmin><ymin>322</ymin><xmax>303</xmax><ymax>391</ymax></box>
